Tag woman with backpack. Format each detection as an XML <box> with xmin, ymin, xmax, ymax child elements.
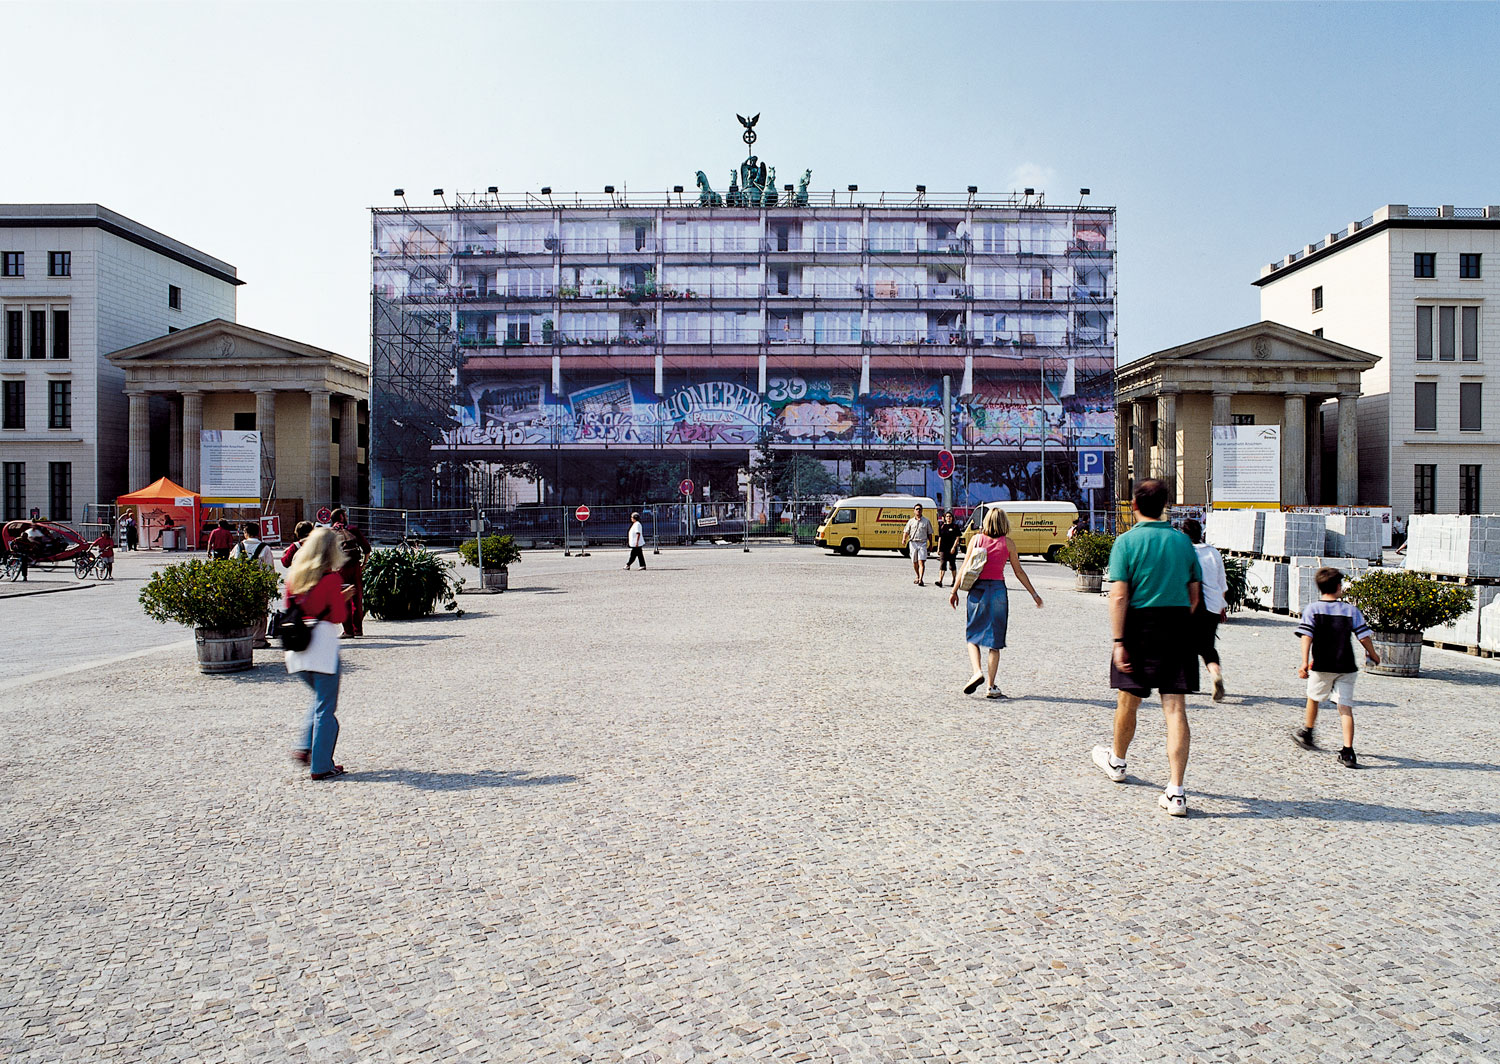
<box><xmin>948</xmin><ymin>507</ymin><xmax>1044</xmax><ymax>699</ymax></box>
<box><xmin>330</xmin><ymin>507</ymin><xmax>371</xmax><ymax>637</ymax></box>
<box><xmin>284</xmin><ymin>527</ymin><xmax>353</xmax><ymax>779</ymax></box>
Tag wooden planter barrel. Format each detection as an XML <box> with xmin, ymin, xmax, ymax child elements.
<box><xmin>1365</xmin><ymin>629</ymin><xmax>1422</xmax><ymax>677</ymax></box>
<box><xmin>482</xmin><ymin>567</ymin><xmax>509</xmax><ymax>592</ymax></box>
<box><xmin>195</xmin><ymin>625</ymin><xmax>257</xmax><ymax>674</ymax></box>
<box><xmin>1074</xmin><ymin>570</ymin><xmax>1104</xmax><ymax>594</ymax></box>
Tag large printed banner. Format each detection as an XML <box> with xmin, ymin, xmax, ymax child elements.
<box><xmin>443</xmin><ymin>373</ymin><xmax>1114</xmax><ymax>450</ymax></box>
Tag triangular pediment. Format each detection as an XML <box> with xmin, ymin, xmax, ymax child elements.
<box><xmin>107</xmin><ymin>320</ymin><xmax>351</xmax><ymax>366</ymax></box>
<box><xmin>1149</xmin><ymin>321</ymin><xmax>1378</xmax><ymax>367</ymax></box>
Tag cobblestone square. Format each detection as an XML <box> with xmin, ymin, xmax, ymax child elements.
<box><xmin>3</xmin><ymin>547</ymin><xmax>1499</xmax><ymax>1063</ymax></box>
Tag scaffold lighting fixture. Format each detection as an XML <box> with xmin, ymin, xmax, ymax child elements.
<box><xmin>604</xmin><ymin>185</ymin><xmax>615</xmax><ymax>193</ymax></box>
<box><xmin>487</xmin><ymin>186</ymin><xmax>498</xmax><ymax>194</ymax></box>
<box><xmin>968</xmin><ymin>185</ymin><xmax>978</xmax><ymax>194</ymax></box>
<box><xmin>433</xmin><ymin>189</ymin><xmax>444</xmax><ymax>197</ymax></box>
<box><xmin>392</xmin><ymin>188</ymin><xmax>404</xmax><ymax>197</ymax></box>
<box><xmin>541</xmin><ymin>187</ymin><xmax>552</xmax><ymax>195</ymax></box>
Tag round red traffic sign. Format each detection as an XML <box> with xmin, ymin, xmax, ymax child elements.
<box><xmin>679</xmin><ymin>479</ymin><xmax>695</xmax><ymax>497</ymax></box>
<box><xmin>316</xmin><ymin>506</ymin><xmax>332</xmax><ymax>524</ymax></box>
<box><xmin>936</xmin><ymin>449</ymin><xmax>955</xmax><ymax>480</ymax></box>
<box><xmin>575</xmin><ymin>504</ymin><xmax>590</xmax><ymax>522</ymax></box>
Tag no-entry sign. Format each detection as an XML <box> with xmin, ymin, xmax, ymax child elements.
<box><xmin>936</xmin><ymin>449</ymin><xmax>955</xmax><ymax>480</ymax></box>
<box><xmin>679</xmin><ymin>479</ymin><xmax>695</xmax><ymax>497</ymax></box>
<box><xmin>575</xmin><ymin>505</ymin><xmax>590</xmax><ymax>522</ymax></box>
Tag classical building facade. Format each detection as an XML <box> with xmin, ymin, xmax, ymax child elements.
<box><xmin>107</xmin><ymin>320</ymin><xmax>369</xmax><ymax>524</ymax></box>
<box><xmin>370</xmin><ymin>121</ymin><xmax>1117</xmax><ymax>508</ymax></box>
<box><xmin>1</xmin><ymin>204</ymin><xmax>240</xmax><ymax>520</ymax></box>
<box><xmin>1114</xmin><ymin>322</ymin><xmax>1378</xmax><ymax>507</ymax></box>
<box><xmin>1258</xmin><ymin>203</ymin><xmax>1499</xmax><ymax>516</ymax></box>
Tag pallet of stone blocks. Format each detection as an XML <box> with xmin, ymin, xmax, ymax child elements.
<box><xmin>1260</xmin><ymin>511</ymin><xmax>1326</xmax><ymax>559</ymax></box>
<box><xmin>1324</xmin><ymin>514</ymin><xmax>1382</xmax><ymax>563</ymax></box>
<box><xmin>1404</xmin><ymin>515</ymin><xmax>1500</xmax><ymax>580</ymax></box>
<box><xmin>1206</xmin><ymin>510</ymin><xmax>1264</xmax><ymax>555</ymax></box>
<box><xmin>1425</xmin><ymin>584</ymin><xmax>1500</xmax><ymax>653</ymax></box>
<box><xmin>1288</xmin><ymin>558</ymin><xmax>1369</xmax><ymax>615</ymax></box>
<box><xmin>1245</xmin><ymin>558</ymin><xmax>1288</xmax><ymax>612</ymax></box>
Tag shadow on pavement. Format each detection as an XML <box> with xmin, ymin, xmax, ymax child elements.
<box><xmin>1191</xmin><ymin>790</ymin><xmax>1500</xmax><ymax>825</ymax></box>
<box><xmin>343</xmin><ymin>767</ymin><xmax>581</xmax><ymax>790</ymax></box>
<box><xmin>1358</xmin><ymin>752</ymin><xmax>1500</xmax><ymax>773</ymax></box>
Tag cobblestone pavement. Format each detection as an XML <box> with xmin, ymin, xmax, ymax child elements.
<box><xmin>3</xmin><ymin>546</ymin><xmax>1499</xmax><ymax>1063</ymax></box>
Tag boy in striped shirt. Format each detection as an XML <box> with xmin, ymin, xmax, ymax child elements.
<box><xmin>1293</xmin><ymin>567</ymin><xmax>1381</xmax><ymax>768</ymax></box>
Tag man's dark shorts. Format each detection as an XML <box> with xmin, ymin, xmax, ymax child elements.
<box><xmin>1110</xmin><ymin>606</ymin><xmax>1199</xmax><ymax>697</ymax></box>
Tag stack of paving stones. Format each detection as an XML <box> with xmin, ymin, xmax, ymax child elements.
<box><xmin>1404</xmin><ymin>514</ymin><xmax>1500</xmax><ymax>654</ymax></box>
<box><xmin>1288</xmin><ymin>556</ymin><xmax>1369</xmax><ymax>615</ymax></box>
<box><xmin>1324</xmin><ymin>514</ymin><xmax>1383</xmax><ymax>564</ymax></box>
<box><xmin>1260</xmin><ymin>511</ymin><xmax>1327</xmax><ymax>558</ymax></box>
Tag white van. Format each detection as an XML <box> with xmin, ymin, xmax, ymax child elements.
<box><xmin>816</xmin><ymin>495</ymin><xmax>940</xmax><ymax>556</ymax></box>
<box><xmin>961</xmin><ymin>501</ymin><xmax>1079</xmax><ymax>560</ymax></box>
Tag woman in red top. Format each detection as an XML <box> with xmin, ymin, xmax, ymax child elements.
<box><xmin>284</xmin><ymin>528</ymin><xmax>351</xmax><ymax>779</ymax></box>
<box><xmin>949</xmin><ymin>507</ymin><xmax>1044</xmax><ymax>698</ymax></box>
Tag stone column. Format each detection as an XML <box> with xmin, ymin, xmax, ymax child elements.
<box><xmin>308</xmin><ymin>388</ymin><xmax>332</xmax><ymax>510</ymax></box>
<box><xmin>181</xmin><ymin>391</ymin><xmax>203</xmax><ymax>492</ymax></box>
<box><xmin>255</xmin><ymin>390</ymin><xmax>277</xmax><ymax>503</ymax></box>
<box><xmin>1114</xmin><ymin>403</ymin><xmax>1130</xmax><ymax>501</ymax></box>
<box><xmin>167</xmin><ymin>396</ymin><xmax>182</xmax><ymax>484</ymax></box>
<box><xmin>1281</xmin><ymin>394</ymin><xmax>1307</xmax><ymax>506</ymax></box>
<box><xmin>1336</xmin><ymin>392</ymin><xmax>1359</xmax><ymax>505</ymax></box>
<box><xmin>1155</xmin><ymin>391</ymin><xmax>1178</xmax><ymax>500</ymax></box>
<box><xmin>1211</xmin><ymin>391</ymin><xmax>1233</xmax><ymax>428</ymax></box>
<box><xmin>1307</xmin><ymin>399</ymin><xmax>1323</xmax><ymax>505</ymax></box>
<box><xmin>338</xmin><ymin>396</ymin><xmax>359</xmax><ymax>504</ymax></box>
<box><xmin>127</xmin><ymin>392</ymin><xmax>151</xmax><ymax>490</ymax></box>
<box><xmin>1132</xmin><ymin>399</ymin><xmax>1151</xmax><ymax>493</ymax></box>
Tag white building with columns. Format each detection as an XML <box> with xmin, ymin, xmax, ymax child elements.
<box><xmin>1258</xmin><ymin>203</ymin><xmax>1500</xmax><ymax>516</ymax></box>
<box><xmin>108</xmin><ymin>320</ymin><xmax>369</xmax><ymax>527</ymax></box>
<box><xmin>1</xmin><ymin>204</ymin><xmax>239</xmax><ymax>521</ymax></box>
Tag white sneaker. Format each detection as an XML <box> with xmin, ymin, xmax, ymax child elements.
<box><xmin>1159</xmin><ymin>791</ymin><xmax>1188</xmax><ymax>817</ymax></box>
<box><xmin>1091</xmin><ymin>745</ymin><xmax>1126</xmax><ymax>783</ymax></box>
<box><xmin>986</xmin><ymin>686</ymin><xmax>1006</xmax><ymax>699</ymax></box>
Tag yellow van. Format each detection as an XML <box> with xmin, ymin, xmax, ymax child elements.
<box><xmin>816</xmin><ymin>495</ymin><xmax>939</xmax><ymax>556</ymax></box>
<box><xmin>961</xmin><ymin>501</ymin><xmax>1078</xmax><ymax>560</ymax></box>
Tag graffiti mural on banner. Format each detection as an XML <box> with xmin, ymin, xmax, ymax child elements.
<box><xmin>440</xmin><ymin>371</ymin><xmax>1115</xmax><ymax>451</ymax></box>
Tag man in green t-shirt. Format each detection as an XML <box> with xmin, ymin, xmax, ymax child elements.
<box><xmin>1090</xmin><ymin>479</ymin><xmax>1202</xmax><ymax>818</ymax></box>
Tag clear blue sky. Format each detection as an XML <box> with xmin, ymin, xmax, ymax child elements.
<box><xmin>7</xmin><ymin>1</ymin><xmax>1497</xmax><ymax>362</ymax></box>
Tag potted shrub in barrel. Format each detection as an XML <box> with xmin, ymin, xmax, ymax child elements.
<box><xmin>1057</xmin><ymin>531</ymin><xmax>1113</xmax><ymax>593</ymax></box>
<box><xmin>1342</xmin><ymin>570</ymin><xmax>1473</xmax><ymax>677</ymax></box>
<box><xmin>363</xmin><ymin>546</ymin><xmax>464</xmax><ymax>619</ymax></box>
<box><xmin>458</xmin><ymin>533</ymin><xmax>522</xmax><ymax>592</ymax></box>
<box><xmin>139</xmin><ymin>558</ymin><xmax>280</xmax><ymax>674</ymax></box>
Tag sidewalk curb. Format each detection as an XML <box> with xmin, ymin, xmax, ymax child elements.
<box><xmin>0</xmin><ymin>583</ymin><xmax>97</xmax><ymax>600</ymax></box>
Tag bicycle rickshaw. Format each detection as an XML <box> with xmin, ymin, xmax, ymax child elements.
<box><xmin>1</xmin><ymin>519</ymin><xmax>108</xmax><ymax>581</ymax></box>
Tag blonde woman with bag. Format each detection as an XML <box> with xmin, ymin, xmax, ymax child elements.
<box><xmin>284</xmin><ymin>528</ymin><xmax>354</xmax><ymax>779</ymax></box>
<box><xmin>950</xmin><ymin>507</ymin><xmax>1044</xmax><ymax>698</ymax></box>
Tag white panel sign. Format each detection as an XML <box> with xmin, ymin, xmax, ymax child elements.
<box><xmin>200</xmin><ymin>430</ymin><xmax>261</xmax><ymax>502</ymax></box>
<box><xmin>1212</xmin><ymin>425</ymin><xmax>1280</xmax><ymax>504</ymax></box>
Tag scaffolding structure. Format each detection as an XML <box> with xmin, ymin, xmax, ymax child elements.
<box><xmin>370</xmin><ymin>187</ymin><xmax>1116</xmax><ymax>509</ymax></box>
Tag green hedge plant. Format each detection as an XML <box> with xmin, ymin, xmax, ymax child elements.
<box><xmin>139</xmin><ymin>559</ymin><xmax>280</xmax><ymax>631</ymax></box>
<box><xmin>363</xmin><ymin>547</ymin><xmax>463</xmax><ymax>620</ymax></box>
<box><xmin>1342</xmin><ymin>570</ymin><xmax>1473</xmax><ymax>633</ymax></box>
<box><xmin>457</xmin><ymin>534</ymin><xmax>522</xmax><ymax>571</ymax></box>
<box><xmin>1056</xmin><ymin>531</ymin><xmax>1114</xmax><ymax>573</ymax></box>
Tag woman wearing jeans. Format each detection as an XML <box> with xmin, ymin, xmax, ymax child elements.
<box><xmin>949</xmin><ymin>507</ymin><xmax>1043</xmax><ymax>698</ymax></box>
<box><xmin>284</xmin><ymin>528</ymin><xmax>352</xmax><ymax>779</ymax></box>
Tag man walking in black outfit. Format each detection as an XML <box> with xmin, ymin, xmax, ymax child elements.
<box><xmin>625</xmin><ymin>512</ymin><xmax>647</xmax><ymax>570</ymax></box>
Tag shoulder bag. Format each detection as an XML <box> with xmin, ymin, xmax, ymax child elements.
<box><xmin>956</xmin><ymin>540</ymin><xmax>988</xmax><ymax>592</ymax></box>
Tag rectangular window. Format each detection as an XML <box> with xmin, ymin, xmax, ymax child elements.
<box><xmin>232</xmin><ymin>411</ymin><xmax>256</xmax><ymax>431</ymax></box>
<box><xmin>2</xmin><ymin>462</ymin><xmax>23</xmax><ymax>520</ymax></box>
<box><xmin>1311</xmin><ymin>286</ymin><xmax>1323</xmax><ymax>311</ymax></box>
<box><xmin>48</xmin><ymin>462</ymin><xmax>71</xmax><ymax>521</ymax></box>
<box><xmin>47</xmin><ymin>380</ymin><xmax>71</xmax><ymax>429</ymax></box>
<box><xmin>4</xmin><ymin>310</ymin><xmax>20</xmax><ymax>359</ymax></box>
<box><xmin>1460</xmin><ymin>253</ymin><xmax>1482</xmax><ymax>279</ymax></box>
<box><xmin>168</xmin><ymin>284</ymin><xmax>182</xmax><ymax>310</ymax></box>
<box><xmin>1313</xmin><ymin>328</ymin><xmax>1324</xmax><ymax>338</ymax></box>
<box><xmin>29</xmin><ymin>310</ymin><xmax>45</xmax><ymax>359</ymax></box>
<box><xmin>1416</xmin><ymin>305</ymin><xmax>1433</xmax><ymax>360</ymax></box>
<box><xmin>2</xmin><ymin>252</ymin><xmax>22</xmax><ymax>277</ymax></box>
<box><xmin>1460</xmin><ymin>465</ymin><xmax>1482</xmax><ymax>514</ymax></box>
<box><xmin>1461</xmin><ymin>306</ymin><xmax>1478</xmax><ymax>361</ymax></box>
<box><xmin>2</xmin><ymin>380</ymin><xmax>23</xmax><ymax>429</ymax></box>
<box><xmin>1413</xmin><ymin>464</ymin><xmax>1437</xmax><ymax>514</ymax></box>
<box><xmin>1438</xmin><ymin>306</ymin><xmax>1456</xmax><ymax>360</ymax></box>
<box><xmin>1413</xmin><ymin>252</ymin><xmax>1435</xmax><ymax>278</ymax></box>
<box><xmin>330</xmin><ymin>416</ymin><xmax>341</xmax><ymax>444</ymax></box>
<box><xmin>51</xmin><ymin>309</ymin><xmax>68</xmax><ymax>359</ymax></box>
<box><xmin>48</xmin><ymin>252</ymin><xmax>71</xmax><ymax>277</ymax></box>
<box><xmin>1460</xmin><ymin>382</ymin><xmax>1482</xmax><ymax>432</ymax></box>
<box><xmin>1414</xmin><ymin>381</ymin><xmax>1438</xmax><ymax>431</ymax></box>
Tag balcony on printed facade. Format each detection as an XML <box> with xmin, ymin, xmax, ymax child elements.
<box><xmin>863</xmin><ymin>327</ymin><xmax>975</xmax><ymax>348</ymax></box>
<box><xmin>556</xmin><ymin>330</ymin><xmax>659</xmax><ymax>348</ymax></box>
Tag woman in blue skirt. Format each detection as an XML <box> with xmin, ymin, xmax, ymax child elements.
<box><xmin>949</xmin><ymin>507</ymin><xmax>1044</xmax><ymax>698</ymax></box>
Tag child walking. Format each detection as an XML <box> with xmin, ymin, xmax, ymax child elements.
<box><xmin>1293</xmin><ymin>567</ymin><xmax>1381</xmax><ymax>768</ymax></box>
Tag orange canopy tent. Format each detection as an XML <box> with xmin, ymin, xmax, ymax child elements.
<box><xmin>117</xmin><ymin>477</ymin><xmax>202</xmax><ymax>550</ymax></box>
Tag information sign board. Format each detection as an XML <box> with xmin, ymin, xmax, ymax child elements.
<box><xmin>200</xmin><ymin>430</ymin><xmax>260</xmax><ymax>504</ymax></box>
<box><xmin>1212</xmin><ymin>426</ymin><xmax>1281</xmax><ymax>505</ymax></box>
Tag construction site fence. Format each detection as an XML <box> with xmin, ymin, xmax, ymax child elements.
<box><xmin>345</xmin><ymin>500</ymin><xmax>837</xmax><ymax>550</ymax></box>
